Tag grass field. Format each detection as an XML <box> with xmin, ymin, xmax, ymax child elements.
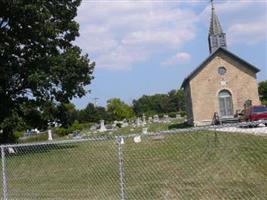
<box><xmin>2</xmin><ymin>131</ymin><xmax>267</xmax><ymax>199</ymax></box>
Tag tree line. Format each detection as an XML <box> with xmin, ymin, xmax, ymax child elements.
<box><xmin>17</xmin><ymin>80</ymin><xmax>267</xmax><ymax>134</ymax></box>
<box><xmin>7</xmin><ymin>89</ymin><xmax>185</xmax><ymax>138</ymax></box>
<box><xmin>38</xmin><ymin>89</ymin><xmax>186</xmax><ymax>129</ymax></box>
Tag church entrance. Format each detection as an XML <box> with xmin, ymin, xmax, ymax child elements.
<box><xmin>219</xmin><ymin>90</ymin><xmax>233</xmax><ymax>118</ymax></box>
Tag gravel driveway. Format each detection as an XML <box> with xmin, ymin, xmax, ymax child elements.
<box><xmin>216</xmin><ymin>124</ymin><xmax>267</xmax><ymax>135</ymax></box>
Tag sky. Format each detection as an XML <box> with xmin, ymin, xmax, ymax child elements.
<box><xmin>72</xmin><ymin>0</ymin><xmax>267</xmax><ymax>109</ymax></box>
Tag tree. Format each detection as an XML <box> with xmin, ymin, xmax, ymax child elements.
<box><xmin>172</xmin><ymin>89</ymin><xmax>185</xmax><ymax>112</ymax></box>
<box><xmin>259</xmin><ymin>81</ymin><xmax>267</xmax><ymax>106</ymax></box>
<box><xmin>0</xmin><ymin>0</ymin><xmax>95</xmax><ymax>143</ymax></box>
<box><xmin>133</xmin><ymin>89</ymin><xmax>185</xmax><ymax>115</ymax></box>
<box><xmin>78</xmin><ymin>103</ymin><xmax>110</xmax><ymax>123</ymax></box>
<box><xmin>20</xmin><ymin>100</ymin><xmax>56</xmax><ymax>130</ymax></box>
<box><xmin>107</xmin><ymin>98</ymin><xmax>135</xmax><ymax>121</ymax></box>
<box><xmin>56</xmin><ymin>103</ymin><xmax>77</xmax><ymax>128</ymax></box>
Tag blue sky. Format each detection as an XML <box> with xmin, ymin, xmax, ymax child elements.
<box><xmin>72</xmin><ymin>0</ymin><xmax>267</xmax><ymax>109</ymax></box>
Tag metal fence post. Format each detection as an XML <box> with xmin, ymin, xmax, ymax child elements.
<box><xmin>1</xmin><ymin>146</ymin><xmax>8</xmax><ymax>200</ymax></box>
<box><xmin>117</xmin><ymin>137</ymin><xmax>126</xmax><ymax>200</ymax></box>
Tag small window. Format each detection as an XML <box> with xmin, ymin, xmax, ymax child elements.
<box><xmin>218</xmin><ymin>66</ymin><xmax>226</xmax><ymax>75</ymax></box>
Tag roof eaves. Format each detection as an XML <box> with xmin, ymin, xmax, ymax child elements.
<box><xmin>180</xmin><ymin>47</ymin><xmax>260</xmax><ymax>89</ymax></box>
<box><xmin>181</xmin><ymin>48</ymin><xmax>219</xmax><ymax>88</ymax></box>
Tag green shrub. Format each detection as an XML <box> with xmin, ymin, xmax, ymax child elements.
<box><xmin>14</xmin><ymin>131</ymin><xmax>24</xmax><ymax>140</ymax></box>
<box><xmin>54</xmin><ymin>127</ymin><xmax>71</xmax><ymax>137</ymax></box>
<box><xmin>179</xmin><ymin>111</ymin><xmax>187</xmax><ymax>117</ymax></box>
<box><xmin>54</xmin><ymin>122</ymin><xmax>92</xmax><ymax>137</ymax></box>
<box><xmin>158</xmin><ymin>113</ymin><xmax>164</xmax><ymax>118</ymax></box>
<box><xmin>19</xmin><ymin>133</ymin><xmax>51</xmax><ymax>143</ymax></box>
<box><xmin>168</xmin><ymin>112</ymin><xmax>177</xmax><ymax>118</ymax></box>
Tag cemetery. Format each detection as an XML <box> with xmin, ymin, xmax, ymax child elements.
<box><xmin>6</xmin><ymin>111</ymin><xmax>265</xmax><ymax>198</ymax></box>
<box><xmin>18</xmin><ymin>114</ymin><xmax>185</xmax><ymax>143</ymax></box>
<box><xmin>1</xmin><ymin>0</ymin><xmax>266</xmax><ymax>199</ymax></box>
<box><xmin>4</xmin><ymin>128</ymin><xmax>267</xmax><ymax>199</ymax></box>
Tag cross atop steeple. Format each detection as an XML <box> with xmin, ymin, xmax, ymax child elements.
<box><xmin>211</xmin><ymin>0</ymin><xmax>214</xmax><ymax>10</ymax></box>
<box><xmin>208</xmin><ymin>0</ymin><xmax>227</xmax><ymax>54</ymax></box>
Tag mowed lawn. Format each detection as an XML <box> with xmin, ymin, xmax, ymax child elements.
<box><xmin>2</xmin><ymin>131</ymin><xmax>267</xmax><ymax>199</ymax></box>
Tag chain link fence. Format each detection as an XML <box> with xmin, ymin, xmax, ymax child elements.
<box><xmin>1</xmin><ymin>121</ymin><xmax>267</xmax><ymax>199</ymax></box>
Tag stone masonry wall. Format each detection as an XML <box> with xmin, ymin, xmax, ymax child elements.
<box><xmin>189</xmin><ymin>52</ymin><xmax>260</xmax><ymax>126</ymax></box>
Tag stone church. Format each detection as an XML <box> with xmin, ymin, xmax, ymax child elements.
<box><xmin>181</xmin><ymin>0</ymin><xmax>261</xmax><ymax>126</ymax></box>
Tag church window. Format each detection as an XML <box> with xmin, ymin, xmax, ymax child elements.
<box><xmin>218</xmin><ymin>90</ymin><xmax>233</xmax><ymax>117</ymax></box>
<box><xmin>218</xmin><ymin>66</ymin><xmax>226</xmax><ymax>75</ymax></box>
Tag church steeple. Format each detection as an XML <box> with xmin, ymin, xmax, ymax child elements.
<box><xmin>208</xmin><ymin>0</ymin><xmax>227</xmax><ymax>54</ymax></box>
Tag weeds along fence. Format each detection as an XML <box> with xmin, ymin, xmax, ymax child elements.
<box><xmin>1</xmin><ymin>121</ymin><xmax>267</xmax><ymax>199</ymax></box>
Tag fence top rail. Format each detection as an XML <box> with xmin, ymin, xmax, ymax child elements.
<box><xmin>1</xmin><ymin>120</ymin><xmax>266</xmax><ymax>148</ymax></box>
<box><xmin>0</xmin><ymin>136</ymin><xmax>114</xmax><ymax>148</ymax></box>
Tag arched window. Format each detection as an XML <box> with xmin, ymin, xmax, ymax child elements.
<box><xmin>219</xmin><ymin>90</ymin><xmax>233</xmax><ymax>118</ymax></box>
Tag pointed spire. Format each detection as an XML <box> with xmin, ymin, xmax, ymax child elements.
<box><xmin>208</xmin><ymin>0</ymin><xmax>227</xmax><ymax>54</ymax></box>
<box><xmin>209</xmin><ymin>0</ymin><xmax>223</xmax><ymax>35</ymax></box>
<box><xmin>211</xmin><ymin>0</ymin><xmax>214</xmax><ymax>10</ymax></box>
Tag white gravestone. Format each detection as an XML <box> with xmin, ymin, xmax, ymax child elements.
<box><xmin>163</xmin><ymin>114</ymin><xmax>170</xmax><ymax>123</ymax></box>
<box><xmin>118</xmin><ymin>137</ymin><xmax>125</xmax><ymax>145</ymax></box>
<box><xmin>142</xmin><ymin>114</ymin><xmax>147</xmax><ymax>125</ymax></box>
<box><xmin>8</xmin><ymin>147</ymin><xmax>15</xmax><ymax>154</ymax></box>
<box><xmin>153</xmin><ymin>115</ymin><xmax>159</xmax><ymax>123</ymax></box>
<box><xmin>133</xmin><ymin>136</ymin><xmax>141</xmax><ymax>143</ymax></box>
<box><xmin>48</xmin><ymin>129</ymin><xmax>53</xmax><ymax>141</ymax></box>
<box><xmin>142</xmin><ymin>127</ymin><xmax>148</xmax><ymax>134</ymax></box>
<box><xmin>176</xmin><ymin>114</ymin><xmax>182</xmax><ymax>119</ymax></box>
<box><xmin>136</xmin><ymin>118</ymin><xmax>141</xmax><ymax>127</ymax></box>
<box><xmin>99</xmin><ymin>120</ymin><xmax>107</xmax><ymax>132</ymax></box>
<box><xmin>121</xmin><ymin>122</ymin><xmax>129</xmax><ymax>128</ymax></box>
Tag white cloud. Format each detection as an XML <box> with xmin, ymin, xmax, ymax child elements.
<box><xmin>122</xmin><ymin>29</ymin><xmax>194</xmax><ymax>47</ymax></box>
<box><xmin>96</xmin><ymin>45</ymin><xmax>149</xmax><ymax>70</ymax></box>
<box><xmin>75</xmin><ymin>1</ymin><xmax>198</xmax><ymax>70</ymax></box>
<box><xmin>161</xmin><ymin>52</ymin><xmax>191</xmax><ymax>66</ymax></box>
<box><xmin>228</xmin><ymin>21</ymin><xmax>267</xmax><ymax>45</ymax></box>
<box><xmin>75</xmin><ymin>0</ymin><xmax>266</xmax><ymax>70</ymax></box>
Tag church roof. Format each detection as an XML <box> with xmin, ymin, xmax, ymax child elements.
<box><xmin>209</xmin><ymin>1</ymin><xmax>224</xmax><ymax>35</ymax></box>
<box><xmin>181</xmin><ymin>47</ymin><xmax>260</xmax><ymax>88</ymax></box>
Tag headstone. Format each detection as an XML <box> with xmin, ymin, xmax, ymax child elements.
<box><xmin>99</xmin><ymin>120</ymin><xmax>107</xmax><ymax>132</ymax></box>
<box><xmin>112</xmin><ymin>121</ymin><xmax>118</xmax><ymax>128</ymax></box>
<box><xmin>153</xmin><ymin>115</ymin><xmax>159</xmax><ymax>123</ymax></box>
<box><xmin>90</xmin><ymin>124</ymin><xmax>98</xmax><ymax>131</ymax></box>
<box><xmin>121</xmin><ymin>121</ymin><xmax>129</xmax><ymax>128</ymax></box>
<box><xmin>142</xmin><ymin>114</ymin><xmax>147</xmax><ymax>125</ymax></box>
<box><xmin>73</xmin><ymin>132</ymin><xmax>82</xmax><ymax>139</ymax></box>
<box><xmin>142</xmin><ymin>127</ymin><xmax>148</xmax><ymax>134</ymax></box>
<box><xmin>176</xmin><ymin>114</ymin><xmax>182</xmax><ymax>119</ymax></box>
<box><xmin>133</xmin><ymin>136</ymin><xmax>141</xmax><ymax>143</ymax></box>
<box><xmin>8</xmin><ymin>147</ymin><xmax>15</xmax><ymax>154</ymax></box>
<box><xmin>136</xmin><ymin>118</ymin><xmax>141</xmax><ymax>127</ymax></box>
<box><xmin>117</xmin><ymin>137</ymin><xmax>125</xmax><ymax>145</ymax></box>
<box><xmin>105</xmin><ymin>124</ymin><xmax>114</xmax><ymax>131</ymax></box>
<box><xmin>163</xmin><ymin>114</ymin><xmax>170</xmax><ymax>123</ymax></box>
<box><xmin>48</xmin><ymin>129</ymin><xmax>53</xmax><ymax>141</ymax></box>
<box><xmin>148</xmin><ymin>117</ymin><xmax>153</xmax><ymax>123</ymax></box>
<box><xmin>34</xmin><ymin>128</ymin><xmax>40</xmax><ymax>134</ymax></box>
